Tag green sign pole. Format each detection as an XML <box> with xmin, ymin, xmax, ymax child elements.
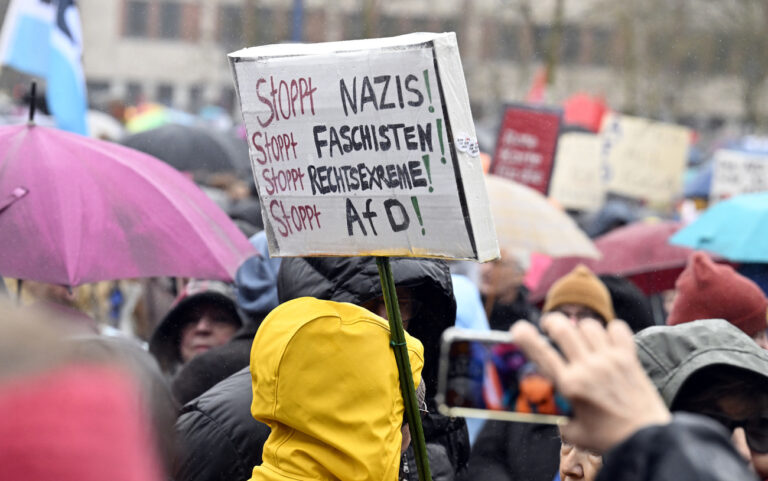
<box><xmin>376</xmin><ymin>256</ymin><xmax>432</xmax><ymax>481</ymax></box>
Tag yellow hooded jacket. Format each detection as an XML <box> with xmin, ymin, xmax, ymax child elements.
<box><xmin>249</xmin><ymin>297</ymin><xmax>425</xmax><ymax>481</ymax></box>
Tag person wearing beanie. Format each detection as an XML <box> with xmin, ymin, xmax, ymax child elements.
<box><xmin>149</xmin><ymin>280</ymin><xmax>243</xmax><ymax>376</ymax></box>
<box><xmin>667</xmin><ymin>252</ymin><xmax>768</xmax><ymax>348</ymax></box>
<box><xmin>467</xmin><ymin>265</ymin><xmax>616</xmax><ymax>481</ymax></box>
<box><xmin>543</xmin><ymin>264</ymin><xmax>616</xmax><ymax>326</ymax></box>
<box><xmin>171</xmin><ymin>232</ymin><xmax>281</xmax><ymax>404</ymax></box>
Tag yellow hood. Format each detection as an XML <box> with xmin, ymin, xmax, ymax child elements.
<box><xmin>249</xmin><ymin>297</ymin><xmax>424</xmax><ymax>481</ymax></box>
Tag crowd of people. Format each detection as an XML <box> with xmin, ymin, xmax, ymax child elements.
<box><xmin>2</xmin><ymin>88</ymin><xmax>767</xmax><ymax>480</ymax></box>
<box><xmin>3</xmin><ymin>220</ymin><xmax>768</xmax><ymax>481</ymax></box>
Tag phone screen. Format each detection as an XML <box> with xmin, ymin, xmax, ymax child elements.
<box><xmin>437</xmin><ymin>328</ymin><xmax>572</xmax><ymax>424</ymax></box>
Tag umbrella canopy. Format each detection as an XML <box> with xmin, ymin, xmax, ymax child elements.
<box><xmin>0</xmin><ymin>124</ymin><xmax>257</xmax><ymax>285</ymax></box>
<box><xmin>484</xmin><ymin>175</ymin><xmax>600</xmax><ymax>260</ymax></box>
<box><xmin>122</xmin><ymin>124</ymin><xmax>250</xmax><ymax>175</ymax></box>
<box><xmin>670</xmin><ymin>191</ymin><xmax>768</xmax><ymax>262</ymax></box>
<box><xmin>531</xmin><ymin>220</ymin><xmax>693</xmax><ymax>301</ymax></box>
<box><xmin>579</xmin><ymin>196</ymin><xmax>649</xmax><ymax>238</ymax></box>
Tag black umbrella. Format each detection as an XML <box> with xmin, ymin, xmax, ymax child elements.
<box><xmin>122</xmin><ymin>124</ymin><xmax>251</xmax><ymax>175</ymax></box>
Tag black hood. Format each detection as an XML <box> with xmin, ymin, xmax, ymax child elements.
<box><xmin>277</xmin><ymin>256</ymin><xmax>456</xmax><ymax>399</ymax></box>
<box><xmin>149</xmin><ymin>292</ymin><xmax>242</xmax><ymax>374</ymax></box>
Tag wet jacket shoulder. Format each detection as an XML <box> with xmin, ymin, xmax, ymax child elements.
<box><xmin>174</xmin><ymin>368</ymin><xmax>269</xmax><ymax>481</ymax></box>
<box><xmin>597</xmin><ymin>413</ymin><xmax>757</xmax><ymax>481</ymax></box>
<box><xmin>461</xmin><ymin>421</ymin><xmax>559</xmax><ymax>481</ymax></box>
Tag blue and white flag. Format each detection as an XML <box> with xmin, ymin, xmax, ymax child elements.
<box><xmin>0</xmin><ymin>0</ymin><xmax>88</xmax><ymax>135</ymax></box>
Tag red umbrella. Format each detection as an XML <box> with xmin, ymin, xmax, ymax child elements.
<box><xmin>0</xmin><ymin>124</ymin><xmax>257</xmax><ymax>285</ymax></box>
<box><xmin>530</xmin><ymin>220</ymin><xmax>693</xmax><ymax>302</ymax></box>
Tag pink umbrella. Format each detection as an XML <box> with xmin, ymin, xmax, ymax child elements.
<box><xmin>0</xmin><ymin>124</ymin><xmax>257</xmax><ymax>285</ymax></box>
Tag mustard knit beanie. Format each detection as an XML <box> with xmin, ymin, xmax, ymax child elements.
<box><xmin>543</xmin><ymin>264</ymin><xmax>615</xmax><ymax>323</ymax></box>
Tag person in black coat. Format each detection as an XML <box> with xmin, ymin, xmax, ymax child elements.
<box><xmin>170</xmin><ymin>232</ymin><xmax>281</xmax><ymax>405</ymax></box>
<box><xmin>173</xmin><ymin>256</ymin><xmax>469</xmax><ymax>481</ymax></box>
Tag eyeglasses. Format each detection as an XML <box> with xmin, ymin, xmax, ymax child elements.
<box><xmin>553</xmin><ymin>306</ymin><xmax>602</xmax><ymax>322</ymax></box>
<box><xmin>703</xmin><ymin>411</ymin><xmax>768</xmax><ymax>453</ymax></box>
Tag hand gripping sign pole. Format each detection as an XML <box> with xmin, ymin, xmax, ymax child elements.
<box><xmin>377</xmin><ymin>256</ymin><xmax>431</xmax><ymax>480</ymax></box>
<box><xmin>229</xmin><ymin>33</ymin><xmax>500</xmax><ymax>481</ymax></box>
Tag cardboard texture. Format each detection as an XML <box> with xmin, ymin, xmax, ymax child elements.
<box><xmin>549</xmin><ymin>132</ymin><xmax>605</xmax><ymax>211</ymax></box>
<box><xmin>710</xmin><ymin>149</ymin><xmax>768</xmax><ymax>202</ymax></box>
<box><xmin>599</xmin><ymin>113</ymin><xmax>690</xmax><ymax>204</ymax></box>
<box><xmin>230</xmin><ymin>33</ymin><xmax>498</xmax><ymax>261</ymax></box>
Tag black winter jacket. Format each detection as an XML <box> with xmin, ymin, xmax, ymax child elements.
<box><xmin>174</xmin><ymin>368</ymin><xmax>269</xmax><ymax>481</ymax></box>
<box><xmin>460</xmin><ymin>421</ymin><xmax>559</xmax><ymax>481</ymax></box>
<box><xmin>597</xmin><ymin>413</ymin><xmax>756</xmax><ymax>481</ymax></box>
<box><xmin>174</xmin><ymin>256</ymin><xmax>469</xmax><ymax>481</ymax></box>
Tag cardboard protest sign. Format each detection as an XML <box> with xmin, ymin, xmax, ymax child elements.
<box><xmin>229</xmin><ymin>33</ymin><xmax>498</xmax><ymax>261</ymax></box>
<box><xmin>710</xmin><ymin>149</ymin><xmax>768</xmax><ymax>202</ymax></box>
<box><xmin>549</xmin><ymin>132</ymin><xmax>605</xmax><ymax>211</ymax></box>
<box><xmin>490</xmin><ymin>104</ymin><xmax>562</xmax><ymax>195</ymax></box>
<box><xmin>599</xmin><ymin>114</ymin><xmax>690</xmax><ymax>204</ymax></box>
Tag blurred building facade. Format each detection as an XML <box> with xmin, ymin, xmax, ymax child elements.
<box><xmin>2</xmin><ymin>0</ymin><xmax>757</xmax><ymax>129</ymax></box>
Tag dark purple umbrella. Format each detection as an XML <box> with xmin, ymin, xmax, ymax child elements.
<box><xmin>0</xmin><ymin>124</ymin><xmax>257</xmax><ymax>285</ymax></box>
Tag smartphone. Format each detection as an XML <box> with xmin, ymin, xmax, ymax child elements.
<box><xmin>436</xmin><ymin>327</ymin><xmax>572</xmax><ymax>424</ymax></box>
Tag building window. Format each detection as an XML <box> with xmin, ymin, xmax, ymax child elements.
<box><xmin>380</xmin><ymin>14</ymin><xmax>400</xmax><ymax>37</ymax></box>
<box><xmin>124</xmin><ymin>0</ymin><xmax>149</xmax><ymax>37</ymax></box>
<box><xmin>156</xmin><ymin>83</ymin><xmax>174</xmax><ymax>106</ymax></box>
<box><xmin>220</xmin><ymin>87</ymin><xmax>236</xmax><ymax>113</ymax></box>
<box><xmin>561</xmin><ymin>25</ymin><xmax>581</xmax><ymax>65</ymax></box>
<box><xmin>591</xmin><ymin>28</ymin><xmax>612</xmax><ymax>65</ymax></box>
<box><xmin>499</xmin><ymin>24</ymin><xmax>521</xmax><ymax>60</ymax></box>
<box><xmin>217</xmin><ymin>5</ymin><xmax>243</xmax><ymax>48</ymax></box>
<box><xmin>126</xmin><ymin>82</ymin><xmax>143</xmax><ymax>105</ymax></box>
<box><xmin>344</xmin><ymin>12</ymin><xmax>364</xmax><ymax>40</ymax></box>
<box><xmin>159</xmin><ymin>2</ymin><xmax>182</xmax><ymax>39</ymax></box>
<box><xmin>304</xmin><ymin>9</ymin><xmax>326</xmax><ymax>43</ymax></box>
<box><xmin>188</xmin><ymin>84</ymin><xmax>203</xmax><ymax>113</ymax></box>
<box><xmin>256</xmin><ymin>7</ymin><xmax>275</xmax><ymax>44</ymax></box>
<box><xmin>86</xmin><ymin>80</ymin><xmax>111</xmax><ymax>107</ymax></box>
<box><xmin>533</xmin><ymin>25</ymin><xmax>551</xmax><ymax>61</ymax></box>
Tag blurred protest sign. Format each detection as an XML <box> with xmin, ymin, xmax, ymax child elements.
<box><xmin>490</xmin><ymin>104</ymin><xmax>562</xmax><ymax>195</ymax></box>
<box><xmin>229</xmin><ymin>33</ymin><xmax>498</xmax><ymax>261</ymax></box>
<box><xmin>549</xmin><ymin>133</ymin><xmax>605</xmax><ymax>211</ymax></box>
<box><xmin>710</xmin><ymin>149</ymin><xmax>768</xmax><ymax>202</ymax></box>
<box><xmin>600</xmin><ymin>114</ymin><xmax>690</xmax><ymax>204</ymax></box>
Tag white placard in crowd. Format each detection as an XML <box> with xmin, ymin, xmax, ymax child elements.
<box><xmin>599</xmin><ymin>114</ymin><xmax>690</xmax><ymax>204</ymax></box>
<box><xmin>710</xmin><ymin>149</ymin><xmax>768</xmax><ymax>202</ymax></box>
<box><xmin>229</xmin><ymin>33</ymin><xmax>498</xmax><ymax>261</ymax></box>
<box><xmin>549</xmin><ymin>132</ymin><xmax>605</xmax><ymax>211</ymax></box>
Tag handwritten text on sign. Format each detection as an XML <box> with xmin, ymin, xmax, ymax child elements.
<box><xmin>711</xmin><ymin>149</ymin><xmax>768</xmax><ymax>202</ymax></box>
<box><xmin>231</xmin><ymin>36</ymin><xmax>493</xmax><ymax>259</ymax></box>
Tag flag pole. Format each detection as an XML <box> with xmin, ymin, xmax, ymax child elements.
<box><xmin>376</xmin><ymin>256</ymin><xmax>432</xmax><ymax>481</ymax></box>
<box><xmin>28</xmin><ymin>80</ymin><xmax>36</xmax><ymax>124</ymax></box>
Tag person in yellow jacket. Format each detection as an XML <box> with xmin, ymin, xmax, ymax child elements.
<box><xmin>249</xmin><ymin>296</ymin><xmax>425</xmax><ymax>481</ymax></box>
